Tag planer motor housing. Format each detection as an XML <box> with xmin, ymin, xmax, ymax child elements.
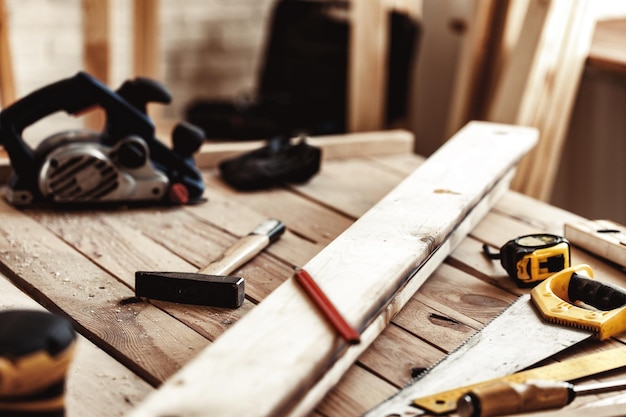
<box><xmin>0</xmin><ymin>72</ymin><xmax>206</xmax><ymax>206</ymax></box>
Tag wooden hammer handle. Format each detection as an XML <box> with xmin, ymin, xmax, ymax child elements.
<box><xmin>199</xmin><ymin>219</ymin><xmax>285</xmax><ymax>276</ymax></box>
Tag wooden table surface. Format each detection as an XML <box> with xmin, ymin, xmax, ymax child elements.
<box><xmin>2</xmin><ymin>133</ymin><xmax>626</xmax><ymax>417</ymax></box>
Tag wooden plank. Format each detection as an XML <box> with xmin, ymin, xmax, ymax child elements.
<box><xmin>483</xmin><ymin>0</ymin><xmax>596</xmax><ymax>201</ymax></box>
<box><xmin>445</xmin><ymin>0</ymin><xmax>501</xmax><ymax>137</ymax></box>
<box><xmin>564</xmin><ymin>219</ymin><xmax>626</xmax><ymax>268</ymax></box>
<box><xmin>510</xmin><ymin>0</ymin><xmax>595</xmax><ymax>200</ymax></box>
<box><xmin>0</xmin><ymin>200</ymin><xmax>211</xmax><ymax>386</ymax></box>
<box><xmin>348</xmin><ymin>0</ymin><xmax>388</xmax><ymax>132</ymax></box>
<box><xmin>194</xmin><ymin>130</ymin><xmax>415</xmax><ymax>169</ymax></box>
<box><xmin>290</xmin><ymin>168</ymin><xmax>518</xmax><ymax>417</ymax></box>
<box><xmin>126</xmin><ymin>121</ymin><xmax>538</xmax><ymax>417</ymax></box>
<box><xmin>0</xmin><ymin>271</ymin><xmax>153</xmax><ymax>417</ymax></box>
<box><xmin>132</xmin><ymin>0</ymin><xmax>160</xmax><ymax>80</ymax></box>
<box><xmin>588</xmin><ymin>18</ymin><xmax>626</xmax><ymax>74</ymax></box>
<box><xmin>81</xmin><ymin>0</ymin><xmax>110</xmax><ymax>131</ymax></box>
<box><xmin>485</xmin><ymin>0</ymin><xmax>549</xmax><ymax>124</ymax></box>
<box><xmin>291</xmin><ymin>158</ymin><xmax>410</xmax><ymax>219</ymax></box>
<box><xmin>0</xmin><ymin>130</ymin><xmax>413</xmax><ymax>185</ymax></box>
<box><xmin>133</xmin><ymin>0</ymin><xmax>162</xmax><ymax>125</ymax></box>
<box><xmin>0</xmin><ymin>0</ymin><xmax>15</xmax><ymax>108</ymax></box>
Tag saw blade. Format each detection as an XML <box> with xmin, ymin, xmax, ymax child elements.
<box><xmin>362</xmin><ymin>294</ymin><xmax>590</xmax><ymax>417</ymax></box>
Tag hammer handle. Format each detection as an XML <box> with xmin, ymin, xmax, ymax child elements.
<box><xmin>200</xmin><ymin>219</ymin><xmax>285</xmax><ymax>276</ymax></box>
<box><xmin>200</xmin><ymin>234</ymin><xmax>272</xmax><ymax>276</ymax></box>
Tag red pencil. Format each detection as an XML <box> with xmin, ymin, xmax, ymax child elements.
<box><xmin>293</xmin><ymin>267</ymin><xmax>361</xmax><ymax>345</ymax></box>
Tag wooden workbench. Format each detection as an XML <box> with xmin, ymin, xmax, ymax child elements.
<box><xmin>1</xmin><ymin>130</ymin><xmax>626</xmax><ymax>417</ymax></box>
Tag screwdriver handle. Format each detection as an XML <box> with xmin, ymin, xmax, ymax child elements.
<box><xmin>457</xmin><ymin>379</ymin><xmax>575</xmax><ymax>417</ymax></box>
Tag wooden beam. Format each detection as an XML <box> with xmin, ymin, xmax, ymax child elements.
<box><xmin>132</xmin><ymin>0</ymin><xmax>160</xmax><ymax>79</ymax></box>
<box><xmin>510</xmin><ymin>0</ymin><xmax>595</xmax><ymax>200</ymax></box>
<box><xmin>81</xmin><ymin>0</ymin><xmax>110</xmax><ymax>130</ymax></box>
<box><xmin>588</xmin><ymin>18</ymin><xmax>626</xmax><ymax>74</ymax></box>
<box><xmin>485</xmin><ymin>0</ymin><xmax>551</xmax><ymax>123</ymax></box>
<box><xmin>0</xmin><ymin>0</ymin><xmax>15</xmax><ymax>108</ymax></box>
<box><xmin>194</xmin><ymin>130</ymin><xmax>415</xmax><ymax>169</ymax></box>
<box><xmin>2</xmin><ymin>130</ymin><xmax>412</xmax><ymax>185</ymax></box>
<box><xmin>348</xmin><ymin>0</ymin><xmax>388</xmax><ymax>132</ymax></box>
<box><xmin>132</xmin><ymin>0</ymin><xmax>162</xmax><ymax>126</ymax></box>
<box><xmin>126</xmin><ymin>121</ymin><xmax>538</xmax><ymax>417</ymax></box>
<box><xmin>445</xmin><ymin>0</ymin><xmax>502</xmax><ymax>137</ymax></box>
<box><xmin>482</xmin><ymin>0</ymin><xmax>596</xmax><ymax>201</ymax></box>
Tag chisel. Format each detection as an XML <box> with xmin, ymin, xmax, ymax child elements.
<box><xmin>457</xmin><ymin>378</ymin><xmax>626</xmax><ymax>417</ymax></box>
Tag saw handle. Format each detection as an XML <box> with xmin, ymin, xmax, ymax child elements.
<box><xmin>568</xmin><ymin>273</ymin><xmax>626</xmax><ymax>311</ymax></box>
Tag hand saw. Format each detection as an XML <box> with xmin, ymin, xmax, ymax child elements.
<box><xmin>363</xmin><ymin>264</ymin><xmax>622</xmax><ymax>417</ymax></box>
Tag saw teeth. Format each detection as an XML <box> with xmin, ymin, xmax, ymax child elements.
<box><xmin>546</xmin><ymin>318</ymin><xmax>596</xmax><ymax>333</ymax></box>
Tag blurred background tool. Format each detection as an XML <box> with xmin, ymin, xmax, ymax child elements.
<box><xmin>0</xmin><ymin>309</ymin><xmax>77</xmax><ymax>417</ymax></box>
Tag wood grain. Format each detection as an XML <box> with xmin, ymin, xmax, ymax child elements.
<box><xmin>0</xmin><ymin>0</ymin><xmax>15</xmax><ymax>108</ymax></box>
<box><xmin>126</xmin><ymin>121</ymin><xmax>538</xmax><ymax>417</ymax></box>
<box><xmin>195</xmin><ymin>130</ymin><xmax>415</xmax><ymax>169</ymax></box>
<box><xmin>0</xmin><ymin>200</ymin><xmax>210</xmax><ymax>386</ymax></box>
<box><xmin>81</xmin><ymin>0</ymin><xmax>110</xmax><ymax>131</ymax></box>
<box><xmin>3</xmin><ymin>121</ymin><xmax>626</xmax><ymax>416</ymax></box>
<box><xmin>0</xmin><ymin>271</ymin><xmax>152</xmax><ymax>417</ymax></box>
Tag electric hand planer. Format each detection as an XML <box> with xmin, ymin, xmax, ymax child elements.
<box><xmin>0</xmin><ymin>72</ymin><xmax>206</xmax><ymax>206</ymax></box>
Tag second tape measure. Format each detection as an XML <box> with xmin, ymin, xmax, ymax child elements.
<box><xmin>483</xmin><ymin>233</ymin><xmax>570</xmax><ymax>286</ymax></box>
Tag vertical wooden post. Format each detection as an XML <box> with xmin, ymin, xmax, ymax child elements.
<box><xmin>132</xmin><ymin>0</ymin><xmax>162</xmax><ymax>129</ymax></box>
<box><xmin>133</xmin><ymin>0</ymin><xmax>160</xmax><ymax>80</ymax></box>
<box><xmin>348</xmin><ymin>0</ymin><xmax>388</xmax><ymax>132</ymax></box>
<box><xmin>485</xmin><ymin>0</ymin><xmax>552</xmax><ymax>124</ymax></box>
<box><xmin>0</xmin><ymin>0</ymin><xmax>15</xmax><ymax>108</ymax></box>
<box><xmin>82</xmin><ymin>0</ymin><xmax>110</xmax><ymax>130</ymax></box>
<box><xmin>348</xmin><ymin>0</ymin><xmax>422</xmax><ymax>133</ymax></box>
<box><xmin>445</xmin><ymin>0</ymin><xmax>502</xmax><ymax>137</ymax></box>
<box><xmin>507</xmin><ymin>0</ymin><xmax>596</xmax><ymax>200</ymax></box>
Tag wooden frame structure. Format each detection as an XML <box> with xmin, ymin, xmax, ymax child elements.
<box><xmin>446</xmin><ymin>0</ymin><xmax>597</xmax><ymax>201</ymax></box>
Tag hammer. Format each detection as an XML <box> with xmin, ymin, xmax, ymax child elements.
<box><xmin>135</xmin><ymin>219</ymin><xmax>285</xmax><ymax>308</ymax></box>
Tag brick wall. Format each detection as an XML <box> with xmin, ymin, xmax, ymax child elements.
<box><xmin>159</xmin><ymin>0</ymin><xmax>276</xmax><ymax>118</ymax></box>
<box><xmin>3</xmin><ymin>0</ymin><xmax>276</xmax><ymax>139</ymax></box>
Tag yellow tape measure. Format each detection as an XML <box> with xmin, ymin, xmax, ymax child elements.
<box><xmin>483</xmin><ymin>234</ymin><xmax>570</xmax><ymax>286</ymax></box>
<box><xmin>412</xmin><ymin>345</ymin><xmax>626</xmax><ymax>415</ymax></box>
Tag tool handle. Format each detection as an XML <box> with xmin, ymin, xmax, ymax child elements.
<box><xmin>200</xmin><ymin>234</ymin><xmax>271</xmax><ymax>276</ymax></box>
<box><xmin>200</xmin><ymin>219</ymin><xmax>285</xmax><ymax>276</ymax></box>
<box><xmin>457</xmin><ymin>380</ymin><xmax>574</xmax><ymax>417</ymax></box>
<box><xmin>569</xmin><ymin>273</ymin><xmax>626</xmax><ymax>310</ymax></box>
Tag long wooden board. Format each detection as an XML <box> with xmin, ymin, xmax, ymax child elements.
<box><xmin>126</xmin><ymin>121</ymin><xmax>538</xmax><ymax>417</ymax></box>
<box><xmin>0</xmin><ymin>130</ymin><xmax>414</xmax><ymax>184</ymax></box>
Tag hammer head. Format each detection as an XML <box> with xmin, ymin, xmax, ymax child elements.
<box><xmin>135</xmin><ymin>271</ymin><xmax>245</xmax><ymax>308</ymax></box>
